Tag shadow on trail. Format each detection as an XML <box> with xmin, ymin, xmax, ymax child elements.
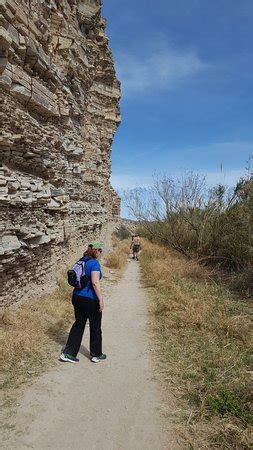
<box><xmin>47</xmin><ymin>321</ymin><xmax>91</xmax><ymax>360</ymax></box>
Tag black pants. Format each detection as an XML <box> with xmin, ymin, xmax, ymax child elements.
<box><xmin>63</xmin><ymin>295</ymin><xmax>102</xmax><ymax>357</ymax></box>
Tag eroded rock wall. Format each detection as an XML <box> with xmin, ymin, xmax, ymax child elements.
<box><xmin>0</xmin><ymin>0</ymin><xmax>121</xmax><ymax>306</ymax></box>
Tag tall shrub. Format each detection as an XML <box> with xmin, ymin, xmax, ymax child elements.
<box><xmin>124</xmin><ymin>174</ymin><xmax>252</xmax><ymax>270</ymax></box>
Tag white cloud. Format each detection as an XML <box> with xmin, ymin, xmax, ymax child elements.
<box><xmin>111</xmin><ymin>174</ymin><xmax>153</xmax><ymax>190</ymax></box>
<box><xmin>111</xmin><ymin>141</ymin><xmax>252</xmax><ymax>192</ymax></box>
<box><xmin>204</xmin><ymin>169</ymin><xmax>246</xmax><ymax>187</ymax></box>
<box><xmin>115</xmin><ymin>40</ymin><xmax>208</xmax><ymax>96</ymax></box>
<box><xmin>111</xmin><ymin>168</ymin><xmax>248</xmax><ymax>193</ymax></box>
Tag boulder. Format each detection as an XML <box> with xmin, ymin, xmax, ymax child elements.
<box><xmin>1</xmin><ymin>234</ymin><xmax>21</xmax><ymax>254</ymax></box>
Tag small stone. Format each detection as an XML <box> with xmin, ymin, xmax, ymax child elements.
<box><xmin>0</xmin><ymin>26</ymin><xmax>12</xmax><ymax>50</ymax></box>
<box><xmin>50</xmin><ymin>188</ymin><xmax>65</xmax><ymax>197</ymax></box>
<box><xmin>7</xmin><ymin>180</ymin><xmax>20</xmax><ymax>193</ymax></box>
<box><xmin>0</xmin><ymin>186</ymin><xmax>8</xmax><ymax>194</ymax></box>
<box><xmin>20</xmin><ymin>180</ymin><xmax>31</xmax><ymax>189</ymax></box>
<box><xmin>1</xmin><ymin>235</ymin><xmax>21</xmax><ymax>253</ymax></box>
<box><xmin>46</xmin><ymin>198</ymin><xmax>60</xmax><ymax>209</ymax></box>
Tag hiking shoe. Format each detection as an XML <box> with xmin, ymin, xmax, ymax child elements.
<box><xmin>60</xmin><ymin>353</ymin><xmax>79</xmax><ymax>363</ymax></box>
<box><xmin>91</xmin><ymin>354</ymin><xmax>107</xmax><ymax>363</ymax></box>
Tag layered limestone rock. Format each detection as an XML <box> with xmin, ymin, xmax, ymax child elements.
<box><xmin>0</xmin><ymin>0</ymin><xmax>121</xmax><ymax>306</ymax></box>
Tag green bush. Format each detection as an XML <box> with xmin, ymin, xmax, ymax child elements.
<box><xmin>132</xmin><ymin>176</ymin><xmax>252</xmax><ymax>275</ymax></box>
<box><xmin>113</xmin><ymin>225</ymin><xmax>132</xmax><ymax>240</ymax></box>
<box><xmin>207</xmin><ymin>389</ymin><xmax>252</xmax><ymax>422</ymax></box>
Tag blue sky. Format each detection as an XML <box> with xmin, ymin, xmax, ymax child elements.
<box><xmin>102</xmin><ymin>0</ymin><xmax>253</xmax><ymax>202</ymax></box>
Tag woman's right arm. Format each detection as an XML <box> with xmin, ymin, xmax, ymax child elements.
<box><xmin>91</xmin><ymin>271</ymin><xmax>104</xmax><ymax>311</ymax></box>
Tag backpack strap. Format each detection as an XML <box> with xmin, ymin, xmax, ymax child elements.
<box><xmin>79</xmin><ymin>256</ymin><xmax>92</xmax><ymax>281</ymax></box>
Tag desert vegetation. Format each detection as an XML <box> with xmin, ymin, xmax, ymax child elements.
<box><xmin>124</xmin><ymin>168</ymin><xmax>252</xmax><ymax>448</ymax></box>
<box><xmin>140</xmin><ymin>240</ymin><xmax>252</xmax><ymax>449</ymax></box>
<box><xmin>113</xmin><ymin>225</ymin><xmax>132</xmax><ymax>241</ymax></box>
<box><xmin>0</xmin><ymin>278</ymin><xmax>72</xmax><ymax>396</ymax></box>
<box><xmin>104</xmin><ymin>236</ymin><xmax>130</xmax><ymax>270</ymax></box>
<box><xmin>125</xmin><ymin>170</ymin><xmax>252</xmax><ymax>295</ymax></box>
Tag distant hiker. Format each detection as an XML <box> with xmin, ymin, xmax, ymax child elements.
<box><xmin>60</xmin><ymin>241</ymin><xmax>106</xmax><ymax>364</ymax></box>
<box><xmin>131</xmin><ymin>234</ymin><xmax>141</xmax><ymax>261</ymax></box>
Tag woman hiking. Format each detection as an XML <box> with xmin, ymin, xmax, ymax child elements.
<box><xmin>60</xmin><ymin>241</ymin><xmax>106</xmax><ymax>364</ymax></box>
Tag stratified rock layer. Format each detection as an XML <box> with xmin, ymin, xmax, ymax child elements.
<box><xmin>0</xmin><ymin>0</ymin><xmax>121</xmax><ymax>306</ymax></box>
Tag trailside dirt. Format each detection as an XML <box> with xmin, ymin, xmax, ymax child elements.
<box><xmin>3</xmin><ymin>261</ymin><xmax>182</xmax><ymax>450</ymax></box>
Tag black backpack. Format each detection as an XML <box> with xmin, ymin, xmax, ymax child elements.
<box><xmin>67</xmin><ymin>257</ymin><xmax>90</xmax><ymax>288</ymax></box>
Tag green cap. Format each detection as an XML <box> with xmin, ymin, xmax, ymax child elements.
<box><xmin>89</xmin><ymin>241</ymin><xmax>103</xmax><ymax>249</ymax></box>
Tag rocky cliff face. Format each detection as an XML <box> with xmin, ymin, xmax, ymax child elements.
<box><xmin>0</xmin><ymin>0</ymin><xmax>121</xmax><ymax>307</ymax></box>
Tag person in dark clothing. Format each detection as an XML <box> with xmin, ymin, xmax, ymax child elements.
<box><xmin>60</xmin><ymin>241</ymin><xmax>106</xmax><ymax>364</ymax></box>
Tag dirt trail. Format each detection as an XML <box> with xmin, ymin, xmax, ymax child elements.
<box><xmin>5</xmin><ymin>261</ymin><xmax>180</xmax><ymax>450</ymax></box>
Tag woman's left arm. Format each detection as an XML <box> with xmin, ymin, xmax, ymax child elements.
<box><xmin>91</xmin><ymin>271</ymin><xmax>104</xmax><ymax>312</ymax></box>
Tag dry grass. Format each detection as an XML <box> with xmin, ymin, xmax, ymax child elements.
<box><xmin>140</xmin><ymin>240</ymin><xmax>252</xmax><ymax>449</ymax></box>
<box><xmin>0</xmin><ymin>278</ymin><xmax>73</xmax><ymax>394</ymax></box>
<box><xmin>104</xmin><ymin>238</ymin><xmax>130</xmax><ymax>271</ymax></box>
